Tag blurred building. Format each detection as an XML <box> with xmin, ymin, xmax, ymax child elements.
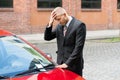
<box><xmin>0</xmin><ymin>0</ymin><xmax>120</xmax><ymax>34</ymax></box>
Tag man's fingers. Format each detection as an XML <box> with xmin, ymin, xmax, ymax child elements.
<box><xmin>55</xmin><ymin>65</ymin><xmax>62</xmax><ymax>68</ymax></box>
<box><xmin>48</xmin><ymin>11</ymin><xmax>57</xmax><ymax>26</ymax></box>
<box><xmin>55</xmin><ymin>64</ymin><xmax>68</xmax><ymax>68</ymax></box>
<box><xmin>52</xmin><ymin>12</ymin><xmax>57</xmax><ymax>19</ymax></box>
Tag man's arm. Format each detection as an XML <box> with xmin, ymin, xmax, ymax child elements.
<box><xmin>44</xmin><ymin>10</ymin><xmax>57</xmax><ymax>41</ymax></box>
<box><xmin>65</xmin><ymin>23</ymin><xmax>86</xmax><ymax>66</ymax></box>
<box><xmin>44</xmin><ymin>25</ymin><xmax>56</xmax><ymax>41</ymax></box>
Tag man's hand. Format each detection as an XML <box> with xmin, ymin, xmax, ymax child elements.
<box><xmin>56</xmin><ymin>63</ymin><xmax>68</xmax><ymax>68</ymax></box>
<box><xmin>48</xmin><ymin>11</ymin><xmax>57</xmax><ymax>27</ymax></box>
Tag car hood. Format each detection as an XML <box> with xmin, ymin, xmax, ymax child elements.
<box><xmin>6</xmin><ymin>68</ymin><xmax>84</xmax><ymax>80</ymax></box>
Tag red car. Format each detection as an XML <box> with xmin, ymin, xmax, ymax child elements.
<box><xmin>0</xmin><ymin>29</ymin><xmax>85</xmax><ymax>80</ymax></box>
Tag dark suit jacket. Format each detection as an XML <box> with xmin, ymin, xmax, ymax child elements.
<box><xmin>44</xmin><ymin>17</ymin><xmax>86</xmax><ymax>74</ymax></box>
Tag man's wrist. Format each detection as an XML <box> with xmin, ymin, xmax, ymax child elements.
<box><xmin>48</xmin><ymin>22</ymin><xmax>53</xmax><ymax>27</ymax></box>
<box><xmin>47</xmin><ymin>23</ymin><xmax>53</xmax><ymax>28</ymax></box>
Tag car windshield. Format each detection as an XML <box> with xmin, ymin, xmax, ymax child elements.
<box><xmin>0</xmin><ymin>36</ymin><xmax>53</xmax><ymax>77</ymax></box>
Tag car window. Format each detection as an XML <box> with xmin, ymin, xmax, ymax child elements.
<box><xmin>0</xmin><ymin>36</ymin><xmax>53</xmax><ymax>77</ymax></box>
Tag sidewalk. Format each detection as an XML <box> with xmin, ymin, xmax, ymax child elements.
<box><xmin>86</xmin><ymin>29</ymin><xmax>119</xmax><ymax>40</ymax></box>
<box><xmin>18</xmin><ymin>30</ymin><xmax>120</xmax><ymax>42</ymax></box>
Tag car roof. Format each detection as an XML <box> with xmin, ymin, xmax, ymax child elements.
<box><xmin>0</xmin><ymin>29</ymin><xmax>13</xmax><ymax>36</ymax></box>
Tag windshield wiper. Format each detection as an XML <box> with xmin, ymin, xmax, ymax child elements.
<box><xmin>44</xmin><ymin>64</ymin><xmax>55</xmax><ymax>70</ymax></box>
<box><xmin>16</xmin><ymin>64</ymin><xmax>55</xmax><ymax>76</ymax></box>
<box><xmin>0</xmin><ymin>75</ymin><xmax>9</xmax><ymax>79</ymax></box>
<box><xmin>15</xmin><ymin>68</ymin><xmax>40</xmax><ymax>76</ymax></box>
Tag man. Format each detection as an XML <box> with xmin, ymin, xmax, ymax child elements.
<box><xmin>44</xmin><ymin>7</ymin><xmax>86</xmax><ymax>76</ymax></box>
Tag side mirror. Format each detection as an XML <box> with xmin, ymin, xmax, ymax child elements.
<box><xmin>45</xmin><ymin>53</ymin><xmax>52</xmax><ymax>59</ymax></box>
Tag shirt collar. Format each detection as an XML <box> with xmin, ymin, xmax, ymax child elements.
<box><xmin>66</xmin><ymin>16</ymin><xmax>72</xmax><ymax>27</ymax></box>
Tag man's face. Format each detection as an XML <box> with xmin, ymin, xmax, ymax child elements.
<box><xmin>55</xmin><ymin>14</ymin><xmax>68</xmax><ymax>26</ymax></box>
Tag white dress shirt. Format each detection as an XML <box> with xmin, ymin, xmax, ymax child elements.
<box><xmin>66</xmin><ymin>16</ymin><xmax>73</xmax><ymax>28</ymax></box>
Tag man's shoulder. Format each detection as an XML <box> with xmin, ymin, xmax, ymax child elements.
<box><xmin>73</xmin><ymin>19</ymin><xmax>84</xmax><ymax>27</ymax></box>
<box><xmin>71</xmin><ymin>17</ymin><xmax>86</xmax><ymax>31</ymax></box>
<box><xmin>72</xmin><ymin>17</ymin><xmax>84</xmax><ymax>24</ymax></box>
<box><xmin>76</xmin><ymin>18</ymin><xmax>84</xmax><ymax>24</ymax></box>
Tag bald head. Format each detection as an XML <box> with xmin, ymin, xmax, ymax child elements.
<box><xmin>49</xmin><ymin>7</ymin><xmax>69</xmax><ymax>25</ymax></box>
<box><xmin>52</xmin><ymin>7</ymin><xmax>68</xmax><ymax>16</ymax></box>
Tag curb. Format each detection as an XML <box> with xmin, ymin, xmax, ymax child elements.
<box><xmin>18</xmin><ymin>30</ymin><xmax>120</xmax><ymax>43</ymax></box>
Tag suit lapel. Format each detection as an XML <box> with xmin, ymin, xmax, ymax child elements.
<box><xmin>64</xmin><ymin>17</ymin><xmax>75</xmax><ymax>37</ymax></box>
<box><xmin>60</xmin><ymin>25</ymin><xmax>64</xmax><ymax>37</ymax></box>
<box><xmin>58</xmin><ymin>25</ymin><xmax>65</xmax><ymax>46</ymax></box>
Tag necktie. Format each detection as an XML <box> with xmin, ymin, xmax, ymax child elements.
<box><xmin>63</xmin><ymin>25</ymin><xmax>67</xmax><ymax>36</ymax></box>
